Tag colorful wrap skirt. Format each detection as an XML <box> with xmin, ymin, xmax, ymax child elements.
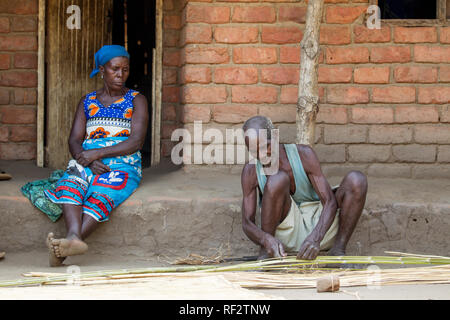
<box><xmin>44</xmin><ymin>137</ymin><xmax>142</xmax><ymax>222</ymax></box>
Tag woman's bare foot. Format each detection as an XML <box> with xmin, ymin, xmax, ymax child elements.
<box><xmin>46</xmin><ymin>233</ymin><xmax>65</xmax><ymax>267</ymax></box>
<box><xmin>51</xmin><ymin>235</ymin><xmax>88</xmax><ymax>258</ymax></box>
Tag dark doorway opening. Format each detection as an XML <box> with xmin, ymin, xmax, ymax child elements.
<box><xmin>378</xmin><ymin>0</ymin><xmax>437</xmax><ymax>19</ymax></box>
<box><xmin>112</xmin><ymin>0</ymin><xmax>155</xmax><ymax>168</ymax></box>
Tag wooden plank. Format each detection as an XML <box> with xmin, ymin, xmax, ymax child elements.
<box><xmin>37</xmin><ymin>0</ymin><xmax>46</xmax><ymax>167</ymax></box>
<box><xmin>151</xmin><ymin>0</ymin><xmax>163</xmax><ymax>166</ymax></box>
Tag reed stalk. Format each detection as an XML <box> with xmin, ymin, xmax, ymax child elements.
<box><xmin>0</xmin><ymin>253</ymin><xmax>449</xmax><ymax>288</ymax></box>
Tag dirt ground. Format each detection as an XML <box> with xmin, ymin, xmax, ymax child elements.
<box><xmin>0</xmin><ymin>251</ymin><xmax>449</xmax><ymax>300</ymax></box>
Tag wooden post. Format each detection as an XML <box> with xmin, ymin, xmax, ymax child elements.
<box><xmin>151</xmin><ymin>0</ymin><xmax>163</xmax><ymax>166</ymax></box>
<box><xmin>296</xmin><ymin>0</ymin><xmax>324</xmax><ymax>145</ymax></box>
<box><xmin>37</xmin><ymin>0</ymin><xmax>45</xmax><ymax>167</ymax></box>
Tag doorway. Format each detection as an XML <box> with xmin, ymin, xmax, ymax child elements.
<box><xmin>112</xmin><ymin>0</ymin><xmax>156</xmax><ymax>168</ymax></box>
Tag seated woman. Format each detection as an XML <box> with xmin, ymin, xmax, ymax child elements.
<box><xmin>44</xmin><ymin>45</ymin><xmax>148</xmax><ymax>266</ymax></box>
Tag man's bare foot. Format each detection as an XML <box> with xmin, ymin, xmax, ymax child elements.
<box><xmin>51</xmin><ymin>235</ymin><xmax>88</xmax><ymax>258</ymax></box>
<box><xmin>46</xmin><ymin>233</ymin><xmax>65</xmax><ymax>267</ymax></box>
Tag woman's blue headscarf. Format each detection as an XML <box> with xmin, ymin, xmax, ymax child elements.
<box><xmin>90</xmin><ymin>45</ymin><xmax>130</xmax><ymax>78</ymax></box>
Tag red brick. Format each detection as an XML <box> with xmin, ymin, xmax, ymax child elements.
<box><xmin>368</xmin><ymin>125</ymin><xmax>413</xmax><ymax>144</ymax></box>
<box><xmin>353</xmin><ymin>25</ymin><xmax>391</xmax><ymax>43</ymax></box>
<box><xmin>162</xmin><ymin>104</ymin><xmax>177</xmax><ymax>121</ymax></box>
<box><xmin>185</xmin><ymin>5</ymin><xmax>230</xmax><ymax>24</ymax></box>
<box><xmin>280</xmin><ymin>46</ymin><xmax>300</xmax><ymax>64</ymax></box>
<box><xmin>326</xmin><ymin>47</ymin><xmax>369</xmax><ymax>64</ymax></box>
<box><xmin>181</xmin><ymin>66</ymin><xmax>211</xmax><ymax>84</ymax></box>
<box><xmin>163</xmin><ymin>50</ymin><xmax>181</xmax><ymax>67</ymax></box>
<box><xmin>418</xmin><ymin>87</ymin><xmax>450</xmax><ymax>104</ymax></box>
<box><xmin>0</xmin><ymin>17</ymin><xmax>9</xmax><ymax>33</ymax></box>
<box><xmin>394</xmin><ymin>27</ymin><xmax>437</xmax><ymax>43</ymax></box>
<box><xmin>0</xmin><ymin>36</ymin><xmax>37</xmax><ymax>51</ymax></box>
<box><xmin>14</xmin><ymin>53</ymin><xmax>37</xmax><ymax>69</ymax></box>
<box><xmin>348</xmin><ymin>145</ymin><xmax>391</xmax><ymax>162</ymax></box>
<box><xmin>261</xmin><ymin>26</ymin><xmax>302</xmax><ymax>44</ymax></box>
<box><xmin>320</xmin><ymin>26</ymin><xmax>351</xmax><ymax>45</ymax></box>
<box><xmin>182</xmin><ymin>86</ymin><xmax>227</xmax><ymax>104</ymax></box>
<box><xmin>442</xmin><ymin>106</ymin><xmax>450</xmax><ymax>123</ymax></box>
<box><xmin>278</xmin><ymin>6</ymin><xmax>307</xmax><ymax>23</ymax></box>
<box><xmin>232</xmin><ymin>86</ymin><xmax>277</xmax><ymax>104</ymax></box>
<box><xmin>163</xmin><ymin>68</ymin><xmax>177</xmax><ymax>85</ymax></box>
<box><xmin>233</xmin><ymin>47</ymin><xmax>277</xmax><ymax>64</ymax></box>
<box><xmin>327</xmin><ymin>87</ymin><xmax>369</xmax><ymax>105</ymax></box>
<box><xmin>372</xmin><ymin>87</ymin><xmax>415</xmax><ymax>103</ymax></box>
<box><xmin>395</xmin><ymin>106</ymin><xmax>439</xmax><ymax>123</ymax></box>
<box><xmin>352</xmin><ymin>107</ymin><xmax>394</xmax><ymax>124</ymax></box>
<box><xmin>9</xmin><ymin>125</ymin><xmax>36</xmax><ymax>142</ymax></box>
<box><xmin>415</xmin><ymin>125</ymin><xmax>450</xmax><ymax>144</ymax></box>
<box><xmin>354</xmin><ymin>67</ymin><xmax>390</xmax><ymax>84</ymax></box>
<box><xmin>259</xmin><ymin>105</ymin><xmax>296</xmax><ymax>123</ymax></box>
<box><xmin>324</xmin><ymin>125</ymin><xmax>367</xmax><ymax>144</ymax></box>
<box><xmin>326</xmin><ymin>6</ymin><xmax>368</xmax><ymax>24</ymax></box>
<box><xmin>394</xmin><ymin>66</ymin><xmax>437</xmax><ymax>83</ymax></box>
<box><xmin>393</xmin><ymin>145</ymin><xmax>436</xmax><ymax>163</ymax></box>
<box><xmin>182</xmin><ymin>105</ymin><xmax>211</xmax><ymax>123</ymax></box>
<box><xmin>0</xmin><ymin>126</ymin><xmax>8</xmax><ymax>142</ymax></box>
<box><xmin>0</xmin><ymin>88</ymin><xmax>9</xmax><ymax>104</ymax></box>
<box><xmin>414</xmin><ymin>45</ymin><xmax>450</xmax><ymax>63</ymax></box>
<box><xmin>212</xmin><ymin>105</ymin><xmax>258</xmax><ymax>123</ymax></box>
<box><xmin>14</xmin><ymin>89</ymin><xmax>36</xmax><ymax>105</ymax></box>
<box><xmin>280</xmin><ymin>86</ymin><xmax>298</xmax><ymax>104</ymax></box>
<box><xmin>314</xmin><ymin>144</ymin><xmax>346</xmax><ymax>163</ymax></box>
<box><xmin>0</xmin><ymin>71</ymin><xmax>37</xmax><ymax>88</ymax></box>
<box><xmin>164</xmin><ymin>15</ymin><xmax>181</xmax><ymax>30</ymax></box>
<box><xmin>0</xmin><ymin>143</ymin><xmax>36</xmax><ymax>160</ymax></box>
<box><xmin>214</xmin><ymin>67</ymin><xmax>258</xmax><ymax>84</ymax></box>
<box><xmin>370</xmin><ymin>46</ymin><xmax>411</xmax><ymax>63</ymax></box>
<box><xmin>10</xmin><ymin>16</ymin><xmax>37</xmax><ymax>32</ymax></box>
<box><xmin>232</xmin><ymin>6</ymin><xmax>276</xmax><ymax>23</ymax></box>
<box><xmin>441</xmin><ymin>27</ymin><xmax>450</xmax><ymax>44</ymax></box>
<box><xmin>0</xmin><ymin>0</ymin><xmax>38</xmax><ymax>14</ymax></box>
<box><xmin>162</xmin><ymin>86</ymin><xmax>180</xmax><ymax>103</ymax></box>
<box><xmin>163</xmin><ymin>30</ymin><xmax>180</xmax><ymax>47</ymax></box>
<box><xmin>180</xmin><ymin>25</ymin><xmax>212</xmax><ymax>45</ymax></box>
<box><xmin>0</xmin><ymin>54</ymin><xmax>10</xmax><ymax>69</ymax></box>
<box><xmin>214</xmin><ymin>27</ymin><xmax>258</xmax><ymax>44</ymax></box>
<box><xmin>318</xmin><ymin>67</ymin><xmax>352</xmax><ymax>83</ymax></box>
<box><xmin>161</xmin><ymin>123</ymin><xmax>179</xmax><ymax>140</ymax></box>
<box><xmin>439</xmin><ymin>66</ymin><xmax>450</xmax><ymax>82</ymax></box>
<box><xmin>183</xmin><ymin>46</ymin><xmax>229</xmax><ymax>64</ymax></box>
<box><xmin>316</xmin><ymin>106</ymin><xmax>347</xmax><ymax>124</ymax></box>
<box><xmin>261</xmin><ymin>67</ymin><xmax>299</xmax><ymax>85</ymax></box>
<box><xmin>0</xmin><ymin>107</ymin><xmax>36</xmax><ymax>124</ymax></box>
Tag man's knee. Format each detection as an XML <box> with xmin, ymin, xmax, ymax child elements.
<box><xmin>264</xmin><ymin>171</ymin><xmax>290</xmax><ymax>197</ymax></box>
<box><xmin>345</xmin><ymin>170</ymin><xmax>368</xmax><ymax>199</ymax></box>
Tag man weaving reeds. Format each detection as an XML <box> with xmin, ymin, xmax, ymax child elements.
<box><xmin>240</xmin><ymin>116</ymin><xmax>368</xmax><ymax>262</ymax></box>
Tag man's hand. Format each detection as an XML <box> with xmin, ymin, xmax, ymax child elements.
<box><xmin>75</xmin><ymin>150</ymin><xmax>100</xmax><ymax>167</ymax></box>
<box><xmin>297</xmin><ymin>236</ymin><xmax>320</xmax><ymax>260</ymax></box>
<box><xmin>263</xmin><ymin>234</ymin><xmax>287</xmax><ymax>258</ymax></box>
<box><xmin>89</xmin><ymin>160</ymin><xmax>110</xmax><ymax>176</ymax></box>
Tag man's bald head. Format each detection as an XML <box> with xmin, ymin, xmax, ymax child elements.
<box><xmin>243</xmin><ymin>116</ymin><xmax>275</xmax><ymax>140</ymax></box>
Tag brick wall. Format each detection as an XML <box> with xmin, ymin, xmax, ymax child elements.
<box><xmin>0</xmin><ymin>0</ymin><xmax>38</xmax><ymax>160</ymax></box>
<box><xmin>164</xmin><ymin>0</ymin><xmax>450</xmax><ymax>178</ymax></box>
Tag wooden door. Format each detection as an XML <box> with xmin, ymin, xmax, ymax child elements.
<box><xmin>46</xmin><ymin>0</ymin><xmax>113</xmax><ymax>169</ymax></box>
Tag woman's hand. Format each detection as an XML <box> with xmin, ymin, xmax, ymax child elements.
<box><xmin>75</xmin><ymin>149</ymin><xmax>101</xmax><ymax>167</ymax></box>
<box><xmin>89</xmin><ymin>160</ymin><xmax>111</xmax><ymax>176</ymax></box>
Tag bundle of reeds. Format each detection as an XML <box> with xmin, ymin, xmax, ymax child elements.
<box><xmin>0</xmin><ymin>252</ymin><xmax>449</xmax><ymax>288</ymax></box>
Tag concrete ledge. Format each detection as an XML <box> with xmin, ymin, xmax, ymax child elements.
<box><xmin>1</xmin><ymin>160</ymin><xmax>449</xmax><ymax>257</ymax></box>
